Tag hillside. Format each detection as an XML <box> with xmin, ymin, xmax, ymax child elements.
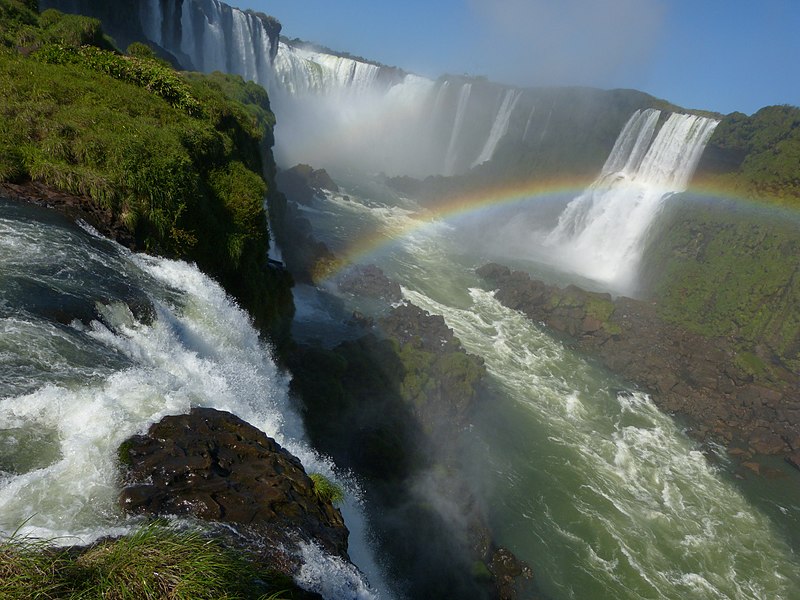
<box><xmin>694</xmin><ymin>104</ymin><xmax>800</xmax><ymax>207</ymax></box>
<box><xmin>0</xmin><ymin>0</ymin><xmax>293</xmax><ymax>342</ymax></box>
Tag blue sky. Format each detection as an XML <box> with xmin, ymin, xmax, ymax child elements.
<box><xmin>228</xmin><ymin>0</ymin><xmax>800</xmax><ymax>115</ymax></box>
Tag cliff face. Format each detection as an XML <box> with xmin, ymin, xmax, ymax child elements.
<box><xmin>640</xmin><ymin>195</ymin><xmax>800</xmax><ymax>377</ymax></box>
<box><xmin>693</xmin><ymin>105</ymin><xmax>800</xmax><ymax>207</ymax></box>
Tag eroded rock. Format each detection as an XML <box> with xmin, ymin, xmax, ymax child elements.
<box><xmin>118</xmin><ymin>407</ymin><xmax>349</xmax><ymax>560</ymax></box>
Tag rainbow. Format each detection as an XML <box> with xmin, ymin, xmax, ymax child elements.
<box><xmin>313</xmin><ymin>175</ymin><xmax>798</xmax><ymax>283</ymax></box>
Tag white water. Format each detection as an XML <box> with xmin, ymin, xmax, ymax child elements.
<box><xmin>102</xmin><ymin>0</ymin><xmax>527</xmax><ymax>177</ymax></box>
<box><xmin>546</xmin><ymin>109</ymin><xmax>719</xmax><ymax>290</ymax></box>
<box><xmin>0</xmin><ymin>204</ymin><xmax>386</xmax><ymax>599</ymax></box>
<box><xmin>472</xmin><ymin>88</ymin><xmax>522</xmax><ymax>167</ymax></box>
<box><xmin>283</xmin><ymin>176</ymin><xmax>800</xmax><ymax>600</ymax></box>
<box><xmin>443</xmin><ymin>82</ymin><xmax>473</xmax><ymax>175</ymax></box>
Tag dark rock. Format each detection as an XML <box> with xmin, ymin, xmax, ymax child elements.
<box><xmin>337</xmin><ymin>264</ymin><xmax>403</xmax><ymax>302</ymax></box>
<box><xmin>488</xmin><ymin>547</ymin><xmax>534</xmax><ymax>600</ymax></box>
<box><xmin>276</xmin><ymin>164</ymin><xmax>339</xmax><ymax>206</ymax></box>
<box><xmin>118</xmin><ymin>407</ymin><xmax>349</xmax><ymax>561</ymax></box>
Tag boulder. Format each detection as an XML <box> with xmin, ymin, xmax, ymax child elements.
<box><xmin>337</xmin><ymin>264</ymin><xmax>402</xmax><ymax>302</ymax></box>
<box><xmin>118</xmin><ymin>407</ymin><xmax>349</xmax><ymax>561</ymax></box>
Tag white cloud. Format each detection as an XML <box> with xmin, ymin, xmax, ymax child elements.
<box><xmin>468</xmin><ymin>0</ymin><xmax>666</xmax><ymax>86</ymax></box>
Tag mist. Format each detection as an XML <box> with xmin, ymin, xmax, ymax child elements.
<box><xmin>467</xmin><ymin>0</ymin><xmax>666</xmax><ymax>88</ymax></box>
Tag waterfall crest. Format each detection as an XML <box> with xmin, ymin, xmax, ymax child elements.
<box><xmin>547</xmin><ymin>110</ymin><xmax>719</xmax><ymax>290</ymax></box>
<box><xmin>84</xmin><ymin>0</ymin><xmax>522</xmax><ymax>177</ymax></box>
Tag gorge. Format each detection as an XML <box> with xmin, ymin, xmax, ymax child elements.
<box><xmin>2</xmin><ymin>0</ymin><xmax>800</xmax><ymax>599</ymax></box>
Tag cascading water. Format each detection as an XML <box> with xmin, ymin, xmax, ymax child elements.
<box><xmin>279</xmin><ymin>174</ymin><xmax>800</xmax><ymax>600</ymax></box>
<box><xmin>546</xmin><ymin>109</ymin><xmax>719</xmax><ymax>290</ymax></box>
<box><xmin>472</xmin><ymin>88</ymin><xmax>522</xmax><ymax>167</ymax></box>
<box><xmin>0</xmin><ymin>199</ymin><xmax>386</xmax><ymax>599</ymax></box>
<box><xmin>443</xmin><ymin>83</ymin><xmax>473</xmax><ymax>175</ymax></box>
<box><xmin>45</xmin><ymin>0</ymin><xmax>526</xmax><ymax>178</ymax></box>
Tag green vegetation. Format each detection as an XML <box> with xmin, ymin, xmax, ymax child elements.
<box><xmin>0</xmin><ymin>1</ymin><xmax>294</xmax><ymax>342</ymax></box>
<box><xmin>641</xmin><ymin>196</ymin><xmax>800</xmax><ymax>375</ymax></box>
<box><xmin>308</xmin><ymin>473</ymin><xmax>345</xmax><ymax>506</ymax></box>
<box><xmin>0</xmin><ymin>523</ymin><xmax>297</xmax><ymax>599</ymax></box>
<box><xmin>396</xmin><ymin>341</ymin><xmax>485</xmax><ymax>416</ymax></box>
<box><xmin>696</xmin><ymin>105</ymin><xmax>800</xmax><ymax>207</ymax></box>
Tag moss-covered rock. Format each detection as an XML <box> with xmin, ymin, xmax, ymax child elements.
<box><xmin>694</xmin><ymin>105</ymin><xmax>800</xmax><ymax>207</ymax></box>
<box><xmin>0</xmin><ymin>7</ymin><xmax>295</xmax><ymax>345</ymax></box>
<box><xmin>640</xmin><ymin>195</ymin><xmax>800</xmax><ymax>375</ymax></box>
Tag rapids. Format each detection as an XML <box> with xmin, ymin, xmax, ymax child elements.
<box><xmin>0</xmin><ymin>198</ymin><xmax>386</xmax><ymax>599</ymax></box>
<box><xmin>289</xmin><ymin>177</ymin><xmax>800</xmax><ymax>600</ymax></box>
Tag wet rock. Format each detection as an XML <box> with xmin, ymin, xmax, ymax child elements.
<box><xmin>785</xmin><ymin>452</ymin><xmax>800</xmax><ymax>472</ymax></box>
<box><xmin>118</xmin><ymin>407</ymin><xmax>349</xmax><ymax>561</ymax></box>
<box><xmin>748</xmin><ymin>430</ymin><xmax>789</xmax><ymax>455</ymax></box>
<box><xmin>276</xmin><ymin>164</ymin><xmax>338</xmax><ymax>205</ymax></box>
<box><xmin>488</xmin><ymin>547</ymin><xmax>534</xmax><ymax>600</ymax></box>
<box><xmin>337</xmin><ymin>264</ymin><xmax>403</xmax><ymax>302</ymax></box>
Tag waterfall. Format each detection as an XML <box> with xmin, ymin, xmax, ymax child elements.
<box><xmin>522</xmin><ymin>105</ymin><xmax>536</xmax><ymax>143</ymax></box>
<box><xmin>43</xmin><ymin>0</ymin><xmax>541</xmax><ymax>177</ymax></box>
<box><xmin>546</xmin><ymin>110</ymin><xmax>719</xmax><ymax>289</ymax></box>
<box><xmin>472</xmin><ymin>88</ymin><xmax>522</xmax><ymax>167</ymax></box>
<box><xmin>269</xmin><ymin>42</ymin><xmax>384</xmax><ymax>96</ymax></box>
<box><xmin>443</xmin><ymin>83</ymin><xmax>473</xmax><ymax>176</ymax></box>
<box><xmin>0</xmin><ymin>200</ymin><xmax>386</xmax><ymax>599</ymax></box>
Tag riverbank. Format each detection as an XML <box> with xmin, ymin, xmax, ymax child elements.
<box><xmin>476</xmin><ymin>263</ymin><xmax>800</xmax><ymax>473</ymax></box>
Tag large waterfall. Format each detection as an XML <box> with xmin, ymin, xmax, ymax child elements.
<box><xmin>546</xmin><ymin>108</ymin><xmax>719</xmax><ymax>290</ymax></box>
<box><xmin>42</xmin><ymin>0</ymin><xmax>527</xmax><ymax>178</ymax></box>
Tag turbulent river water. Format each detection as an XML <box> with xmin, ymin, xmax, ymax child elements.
<box><xmin>291</xmin><ymin>175</ymin><xmax>800</xmax><ymax>600</ymax></box>
<box><xmin>0</xmin><ymin>197</ymin><xmax>384</xmax><ymax>599</ymax></box>
<box><xmin>2</xmin><ymin>180</ymin><xmax>800</xmax><ymax>600</ymax></box>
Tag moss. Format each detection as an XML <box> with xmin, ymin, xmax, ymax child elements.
<box><xmin>695</xmin><ymin>105</ymin><xmax>800</xmax><ymax>208</ymax></box>
<box><xmin>117</xmin><ymin>439</ymin><xmax>134</xmax><ymax>467</ymax></box>
<box><xmin>734</xmin><ymin>351</ymin><xmax>770</xmax><ymax>378</ymax></box>
<box><xmin>585</xmin><ymin>295</ymin><xmax>615</xmax><ymax>322</ymax></box>
<box><xmin>641</xmin><ymin>195</ymin><xmax>800</xmax><ymax>372</ymax></box>
<box><xmin>472</xmin><ymin>560</ymin><xmax>493</xmax><ymax>582</ymax></box>
<box><xmin>0</xmin><ymin>9</ymin><xmax>294</xmax><ymax>343</ymax></box>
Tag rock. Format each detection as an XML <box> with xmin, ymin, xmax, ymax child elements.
<box><xmin>337</xmin><ymin>264</ymin><xmax>403</xmax><ymax>302</ymax></box>
<box><xmin>741</xmin><ymin>461</ymin><xmax>761</xmax><ymax>475</ymax></box>
<box><xmin>748</xmin><ymin>430</ymin><xmax>789</xmax><ymax>455</ymax></box>
<box><xmin>118</xmin><ymin>407</ymin><xmax>349</xmax><ymax>561</ymax></box>
<box><xmin>785</xmin><ymin>452</ymin><xmax>800</xmax><ymax>472</ymax></box>
<box><xmin>488</xmin><ymin>547</ymin><xmax>534</xmax><ymax>600</ymax></box>
<box><xmin>276</xmin><ymin>164</ymin><xmax>338</xmax><ymax>205</ymax></box>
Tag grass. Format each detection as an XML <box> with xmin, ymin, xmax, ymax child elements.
<box><xmin>0</xmin><ymin>523</ymin><xmax>297</xmax><ymax>600</ymax></box>
<box><xmin>0</xmin><ymin>3</ymin><xmax>295</xmax><ymax>342</ymax></box>
<box><xmin>309</xmin><ymin>473</ymin><xmax>345</xmax><ymax>506</ymax></box>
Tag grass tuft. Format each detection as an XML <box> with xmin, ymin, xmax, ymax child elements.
<box><xmin>0</xmin><ymin>523</ymin><xmax>296</xmax><ymax>599</ymax></box>
<box><xmin>309</xmin><ymin>473</ymin><xmax>345</xmax><ymax>506</ymax></box>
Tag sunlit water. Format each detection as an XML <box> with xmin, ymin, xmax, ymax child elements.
<box><xmin>0</xmin><ymin>198</ymin><xmax>387</xmax><ymax>599</ymax></box>
<box><xmin>293</xmin><ymin>178</ymin><xmax>800</xmax><ymax>600</ymax></box>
